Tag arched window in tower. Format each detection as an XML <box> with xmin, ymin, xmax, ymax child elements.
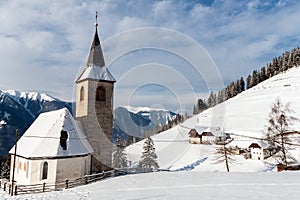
<box><xmin>96</xmin><ymin>86</ymin><xmax>106</xmax><ymax>102</ymax></box>
<box><xmin>42</xmin><ymin>162</ymin><xmax>48</xmax><ymax>180</ymax></box>
<box><xmin>80</xmin><ymin>86</ymin><xmax>85</xmax><ymax>101</ymax></box>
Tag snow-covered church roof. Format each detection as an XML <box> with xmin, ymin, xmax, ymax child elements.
<box><xmin>76</xmin><ymin>26</ymin><xmax>115</xmax><ymax>83</ymax></box>
<box><xmin>9</xmin><ymin>108</ymin><xmax>93</xmax><ymax>158</ymax></box>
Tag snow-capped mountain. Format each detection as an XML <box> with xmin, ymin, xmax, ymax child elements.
<box><xmin>0</xmin><ymin>90</ymin><xmax>177</xmax><ymax>156</ymax></box>
<box><xmin>126</xmin><ymin>67</ymin><xmax>300</xmax><ymax>172</ymax></box>
<box><xmin>4</xmin><ymin>90</ymin><xmax>69</xmax><ymax>118</ymax></box>
<box><xmin>0</xmin><ymin>90</ymin><xmax>72</xmax><ymax>156</ymax></box>
<box><xmin>113</xmin><ymin>106</ymin><xmax>177</xmax><ymax>143</ymax></box>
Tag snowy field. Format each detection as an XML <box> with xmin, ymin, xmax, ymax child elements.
<box><xmin>1</xmin><ymin>171</ymin><xmax>300</xmax><ymax>199</ymax></box>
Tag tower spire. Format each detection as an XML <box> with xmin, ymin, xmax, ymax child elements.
<box><xmin>95</xmin><ymin>11</ymin><xmax>98</xmax><ymax>28</ymax></box>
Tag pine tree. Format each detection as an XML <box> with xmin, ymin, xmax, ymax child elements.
<box><xmin>207</xmin><ymin>92</ymin><xmax>217</xmax><ymax>107</ymax></box>
<box><xmin>217</xmin><ymin>90</ymin><xmax>224</xmax><ymax>104</ymax></box>
<box><xmin>246</xmin><ymin>74</ymin><xmax>252</xmax><ymax>89</ymax></box>
<box><xmin>192</xmin><ymin>105</ymin><xmax>198</xmax><ymax>115</ymax></box>
<box><xmin>139</xmin><ymin>137</ymin><xmax>159</xmax><ymax>170</ymax></box>
<box><xmin>292</xmin><ymin>47</ymin><xmax>300</xmax><ymax>66</ymax></box>
<box><xmin>265</xmin><ymin>98</ymin><xmax>299</xmax><ymax>166</ymax></box>
<box><xmin>0</xmin><ymin>155</ymin><xmax>10</xmax><ymax>178</ymax></box>
<box><xmin>273</xmin><ymin>58</ymin><xmax>280</xmax><ymax>75</ymax></box>
<box><xmin>251</xmin><ymin>70</ymin><xmax>259</xmax><ymax>87</ymax></box>
<box><xmin>197</xmin><ymin>98</ymin><xmax>208</xmax><ymax>113</ymax></box>
<box><xmin>266</xmin><ymin>63</ymin><xmax>274</xmax><ymax>78</ymax></box>
<box><xmin>112</xmin><ymin>138</ymin><xmax>128</xmax><ymax>169</ymax></box>
<box><xmin>259</xmin><ymin>67</ymin><xmax>267</xmax><ymax>82</ymax></box>
<box><xmin>240</xmin><ymin>77</ymin><xmax>245</xmax><ymax>92</ymax></box>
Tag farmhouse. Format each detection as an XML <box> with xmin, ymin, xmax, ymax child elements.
<box><xmin>188</xmin><ymin>129</ymin><xmax>201</xmax><ymax>144</ymax></box>
<box><xmin>248</xmin><ymin>141</ymin><xmax>273</xmax><ymax>160</ymax></box>
<box><xmin>189</xmin><ymin>126</ymin><xmax>224</xmax><ymax>144</ymax></box>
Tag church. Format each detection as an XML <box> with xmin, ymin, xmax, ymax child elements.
<box><xmin>9</xmin><ymin>14</ymin><xmax>115</xmax><ymax>186</ymax></box>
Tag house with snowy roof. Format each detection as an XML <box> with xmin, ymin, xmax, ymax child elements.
<box><xmin>248</xmin><ymin>141</ymin><xmax>274</xmax><ymax>160</ymax></box>
<box><xmin>9</xmin><ymin>108</ymin><xmax>93</xmax><ymax>186</ymax></box>
<box><xmin>9</xmin><ymin>14</ymin><xmax>116</xmax><ymax>186</ymax></box>
<box><xmin>189</xmin><ymin>126</ymin><xmax>224</xmax><ymax>144</ymax></box>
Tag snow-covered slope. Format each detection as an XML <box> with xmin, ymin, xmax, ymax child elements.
<box><xmin>1</xmin><ymin>171</ymin><xmax>300</xmax><ymax>200</ymax></box>
<box><xmin>127</xmin><ymin>67</ymin><xmax>300</xmax><ymax>171</ymax></box>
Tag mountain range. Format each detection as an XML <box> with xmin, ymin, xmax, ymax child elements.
<box><xmin>0</xmin><ymin>90</ymin><xmax>72</xmax><ymax>156</ymax></box>
<box><xmin>0</xmin><ymin>90</ymin><xmax>177</xmax><ymax>156</ymax></box>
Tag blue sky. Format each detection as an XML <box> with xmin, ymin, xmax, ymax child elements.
<box><xmin>0</xmin><ymin>0</ymin><xmax>300</xmax><ymax>113</ymax></box>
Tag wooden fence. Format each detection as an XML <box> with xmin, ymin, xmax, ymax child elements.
<box><xmin>0</xmin><ymin>169</ymin><xmax>131</xmax><ymax>196</ymax></box>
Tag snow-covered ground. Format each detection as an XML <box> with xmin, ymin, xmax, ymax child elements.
<box><xmin>1</xmin><ymin>171</ymin><xmax>300</xmax><ymax>199</ymax></box>
<box><xmin>2</xmin><ymin>64</ymin><xmax>300</xmax><ymax>200</ymax></box>
<box><xmin>127</xmin><ymin>67</ymin><xmax>300</xmax><ymax>171</ymax></box>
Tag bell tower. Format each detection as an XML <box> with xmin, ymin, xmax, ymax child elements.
<box><xmin>75</xmin><ymin>12</ymin><xmax>115</xmax><ymax>172</ymax></box>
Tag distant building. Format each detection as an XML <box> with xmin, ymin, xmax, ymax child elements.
<box><xmin>189</xmin><ymin>126</ymin><xmax>224</xmax><ymax>144</ymax></box>
<box><xmin>188</xmin><ymin>129</ymin><xmax>201</xmax><ymax>144</ymax></box>
<box><xmin>248</xmin><ymin>141</ymin><xmax>273</xmax><ymax>160</ymax></box>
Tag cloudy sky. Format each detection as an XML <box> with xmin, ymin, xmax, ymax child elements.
<box><xmin>0</xmin><ymin>0</ymin><xmax>300</xmax><ymax>113</ymax></box>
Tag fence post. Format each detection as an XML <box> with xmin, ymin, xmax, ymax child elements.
<box><xmin>84</xmin><ymin>175</ymin><xmax>88</xmax><ymax>184</ymax></box>
<box><xmin>14</xmin><ymin>185</ymin><xmax>17</xmax><ymax>196</ymax></box>
<box><xmin>0</xmin><ymin>180</ymin><xmax>1</xmax><ymax>189</ymax></box>
<box><xmin>43</xmin><ymin>182</ymin><xmax>46</xmax><ymax>192</ymax></box>
<box><xmin>65</xmin><ymin>179</ymin><xmax>68</xmax><ymax>189</ymax></box>
<box><xmin>8</xmin><ymin>184</ymin><xmax>11</xmax><ymax>195</ymax></box>
<box><xmin>4</xmin><ymin>183</ymin><xmax>6</xmax><ymax>191</ymax></box>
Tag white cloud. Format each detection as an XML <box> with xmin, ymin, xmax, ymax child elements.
<box><xmin>0</xmin><ymin>0</ymin><xmax>300</xmax><ymax>112</ymax></box>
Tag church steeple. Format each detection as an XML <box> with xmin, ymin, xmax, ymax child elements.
<box><xmin>87</xmin><ymin>12</ymin><xmax>105</xmax><ymax>68</ymax></box>
<box><xmin>75</xmin><ymin>12</ymin><xmax>115</xmax><ymax>172</ymax></box>
<box><xmin>76</xmin><ymin>12</ymin><xmax>115</xmax><ymax>83</ymax></box>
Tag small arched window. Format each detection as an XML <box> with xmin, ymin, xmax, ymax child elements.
<box><xmin>96</xmin><ymin>86</ymin><xmax>106</xmax><ymax>102</ymax></box>
<box><xmin>42</xmin><ymin>162</ymin><xmax>48</xmax><ymax>180</ymax></box>
<box><xmin>80</xmin><ymin>86</ymin><xmax>85</xmax><ymax>101</ymax></box>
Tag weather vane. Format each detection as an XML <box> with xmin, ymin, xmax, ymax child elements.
<box><xmin>95</xmin><ymin>11</ymin><xmax>99</xmax><ymax>28</ymax></box>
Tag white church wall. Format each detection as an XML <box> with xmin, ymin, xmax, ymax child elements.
<box><xmin>10</xmin><ymin>156</ymin><xmax>57</xmax><ymax>185</ymax></box>
<box><xmin>56</xmin><ymin>155</ymin><xmax>91</xmax><ymax>183</ymax></box>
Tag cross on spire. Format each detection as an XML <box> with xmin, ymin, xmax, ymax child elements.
<box><xmin>95</xmin><ymin>11</ymin><xmax>98</xmax><ymax>28</ymax></box>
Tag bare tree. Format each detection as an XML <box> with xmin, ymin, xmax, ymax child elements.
<box><xmin>213</xmin><ymin>140</ymin><xmax>236</xmax><ymax>172</ymax></box>
<box><xmin>266</xmin><ymin>98</ymin><xmax>299</xmax><ymax>166</ymax></box>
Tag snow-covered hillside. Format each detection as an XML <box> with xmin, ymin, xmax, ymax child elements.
<box><xmin>127</xmin><ymin>67</ymin><xmax>300</xmax><ymax>171</ymax></box>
